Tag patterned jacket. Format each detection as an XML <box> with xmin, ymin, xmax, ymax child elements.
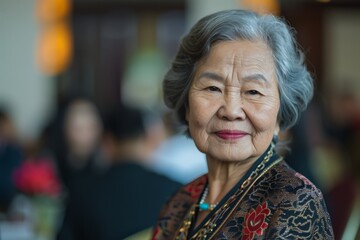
<box><xmin>152</xmin><ymin>148</ymin><xmax>334</xmax><ymax>240</ymax></box>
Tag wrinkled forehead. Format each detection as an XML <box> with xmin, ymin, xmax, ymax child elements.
<box><xmin>194</xmin><ymin>40</ymin><xmax>277</xmax><ymax>82</ymax></box>
<box><xmin>199</xmin><ymin>39</ymin><xmax>274</xmax><ymax>64</ymax></box>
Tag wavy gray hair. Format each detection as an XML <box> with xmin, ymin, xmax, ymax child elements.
<box><xmin>163</xmin><ymin>9</ymin><xmax>313</xmax><ymax>131</ymax></box>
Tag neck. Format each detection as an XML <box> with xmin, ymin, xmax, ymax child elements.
<box><xmin>205</xmin><ymin>156</ymin><xmax>257</xmax><ymax>204</ymax></box>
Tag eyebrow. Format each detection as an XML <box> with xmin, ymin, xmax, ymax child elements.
<box><xmin>242</xmin><ymin>73</ymin><xmax>268</xmax><ymax>83</ymax></box>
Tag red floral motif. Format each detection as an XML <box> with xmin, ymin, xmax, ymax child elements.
<box><xmin>184</xmin><ymin>175</ymin><xmax>207</xmax><ymax>200</ymax></box>
<box><xmin>295</xmin><ymin>172</ymin><xmax>316</xmax><ymax>189</ymax></box>
<box><xmin>151</xmin><ymin>226</ymin><xmax>160</xmax><ymax>240</ymax></box>
<box><xmin>242</xmin><ymin>202</ymin><xmax>270</xmax><ymax>240</ymax></box>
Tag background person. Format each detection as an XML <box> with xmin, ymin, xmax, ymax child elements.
<box><xmin>0</xmin><ymin>108</ymin><xmax>23</xmax><ymax>216</ymax></box>
<box><xmin>58</xmin><ymin>104</ymin><xmax>181</xmax><ymax>240</ymax></box>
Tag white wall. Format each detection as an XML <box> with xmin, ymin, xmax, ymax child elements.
<box><xmin>186</xmin><ymin>0</ymin><xmax>240</xmax><ymax>30</ymax></box>
<box><xmin>324</xmin><ymin>9</ymin><xmax>360</xmax><ymax>101</ymax></box>
<box><xmin>0</xmin><ymin>0</ymin><xmax>55</xmax><ymax>141</ymax></box>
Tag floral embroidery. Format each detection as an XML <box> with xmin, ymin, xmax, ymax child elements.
<box><xmin>242</xmin><ymin>202</ymin><xmax>270</xmax><ymax>240</ymax></box>
<box><xmin>153</xmin><ymin>161</ymin><xmax>334</xmax><ymax>240</ymax></box>
<box><xmin>151</xmin><ymin>226</ymin><xmax>160</xmax><ymax>240</ymax></box>
<box><xmin>295</xmin><ymin>172</ymin><xmax>316</xmax><ymax>189</ymax></box>
<box><xmin>183</xmin><ymin>175</ymin><xmax>207</xmax><ymax>200</ymax></box>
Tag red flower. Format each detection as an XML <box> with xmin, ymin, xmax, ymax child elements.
<box><xmin>242</xmin><ymin>202</ymin><xmax>270</xmax><ymax>240</ymax></box>
<box><xmin>13</xmin><ymin>158</ymin><xmax>60</xmax><ymax>197</ymax></box>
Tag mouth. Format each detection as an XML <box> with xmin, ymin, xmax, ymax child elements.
<box><xmin>215</xmin><ymin>130</ymin><xmax>248</xmax><ymax>140</ymax></box>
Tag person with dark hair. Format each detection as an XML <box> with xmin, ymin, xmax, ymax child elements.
<box><xmin>152</xmin><ymin>9</ymin><xmax>334</xmax><ymax>239</ymax></box>
<box><xmin>57</xmin><ymin>104</ymin><xmax>180</xmax><ymax>240</ymax></box>
<box><xmin>54</xmin><ymin>97</ymin><xmax>105</xmax><ymax>188</ymax></box>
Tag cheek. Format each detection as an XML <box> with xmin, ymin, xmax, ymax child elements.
<box><xmin>248</xmin><ymin>102</ymin><xmax>280</xmax><ymax>132</ymax></box>
<box><xmin>188</xmin><ymin>104</ymin><xmax>208</xmax><ymax>134</ymax></box>
<box><xmin>187</xmin><ymin>95</ymin><xmax>217</xmax><ymax>142</ymax></box>
<box><xmin>187</xmin><ymin>94</ymin><xmax>219</xmax><ymax>128</ymax></box>
<box><xmin>187</xmin><ymin>109</ymin><xmax>206</xmax><ymax>152</ymax></box>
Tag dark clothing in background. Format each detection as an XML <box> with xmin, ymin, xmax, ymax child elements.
<box><xmin>57</xmin><ymin>161</ymin><xmax>181</xmax><ymax>240</ymax></box>
<box><xmin>0</xmin><ymin>143</ymin><xmax>22</xmax><ymax>211</ymax></box>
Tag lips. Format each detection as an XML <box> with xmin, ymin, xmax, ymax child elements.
<box><xmin>215</xmin><ymin>130</ymin><xmax>248</xmax><ymax>140</ymax></box>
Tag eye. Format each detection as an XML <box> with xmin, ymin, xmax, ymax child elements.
<box><xmin>207</xmin><ymin>86</ymin><xmax>221</xmax><ymax>92</ymax></box>
<box><xmin>247</xmin><ymin>90</ymin><xmax>260</xmax><ymax>95</ymax></box>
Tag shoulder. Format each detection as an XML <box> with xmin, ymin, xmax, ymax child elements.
<box><xmin>159</xmin><ymin>174</ymin><xmax>207</xmax><ymax>215</ymax></box>
<box><xmin>262</xmin><ymin>160</ymin><xmax>324</xmax><ymax>201</ymax></box>
<box><xmin>181</xmin><ymin>174</ymin><xmax>208</xmax><ymax>198</ymax></box>
<box><xmin>261</xmin><ymin>160</ymin><xmax>334</xmax><ymax>239</ymax></box>
<box><xmin>261</xmin><ymin>160</ymin><xmax>329</xmax><ymax>219</ymax></box>
<box><xmin>152</xmin><ymin>175</ymin><xmax>207</xmax><ymax>240</ymax></box>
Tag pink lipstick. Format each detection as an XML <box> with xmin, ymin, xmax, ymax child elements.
<box><xmin>215</xmin><ymin>130</ymin><xmax>248</xmax><ymax>140</ymax></box>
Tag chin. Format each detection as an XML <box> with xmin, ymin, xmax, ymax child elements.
<box><xmin>207</xmin><ymin>149</ymin><xmax>253</xmax><ymax>162</ymax></box>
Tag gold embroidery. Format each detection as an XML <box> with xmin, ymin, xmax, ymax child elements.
<box><xmin>175</xmin><ymin>144</ymin><xmax>282</xmax><ymax>240</ymax></box>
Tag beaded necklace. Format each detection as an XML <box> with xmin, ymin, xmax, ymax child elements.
<box><xmin>175</xmin><ymin>143</ymin><xmax>282</xmax><ymax>240</ymax></box>
<box><xmin>198</xmin><ymin>186</ymin><xmax>218</xmax><ymax>211</ymax></box>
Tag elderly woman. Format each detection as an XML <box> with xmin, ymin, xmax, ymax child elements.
<box><xmin>152</xmin><ymin>9</ymin><xmax>334</xmax><ymax>240</ymax></box>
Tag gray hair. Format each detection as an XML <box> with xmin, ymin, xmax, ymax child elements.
<box><xmin>163</xmin><ymin>9</ymin><xmax>313</xmax><ymax>131</ymax></box>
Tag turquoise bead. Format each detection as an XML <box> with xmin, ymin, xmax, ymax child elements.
<box><xmin>199</xmin><ymin>203</ymin><xmax>209</xmax><ymax>211</ymax></box>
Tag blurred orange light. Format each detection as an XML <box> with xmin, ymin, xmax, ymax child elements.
<box><xmin>241</xmin><ymin>0</ymin><xmax>280</xmax><ymax>15</ymax></box>
<box><xmin>36</xmin><ymin>0</ymin><xmax>71</xmax><ymax>22</ymax></box>
<box><xmin>36</xmin><ymin>22</ymin><xmax>73</xmax><ymax>75</ymax></box>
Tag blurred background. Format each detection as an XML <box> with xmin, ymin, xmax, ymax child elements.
<box><xmin>0</xmin><ymin>0</ymin><xmax>359</xmax><ymax>239</ymax></box>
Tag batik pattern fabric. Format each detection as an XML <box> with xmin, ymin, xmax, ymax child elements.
<box><xmin>151</xmin><ymin>145</ymin><xmax>334</xmax><ymax>240</ymax></box>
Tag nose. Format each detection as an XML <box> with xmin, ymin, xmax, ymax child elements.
<box><xmin>216</xmin><ymin>93</ymin><xmax>246</xmax><ymax>121</ymax></box>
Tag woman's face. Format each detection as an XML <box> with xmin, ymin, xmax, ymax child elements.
<box><xmin>186</xmin><ymin>40</ymin><xmax>280</xmax><ymax>163</ymax></box>
<box><xmin>65</xmin><ymin>100</ymin><xmax>102</xmax><ymax>157</ymax></box>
